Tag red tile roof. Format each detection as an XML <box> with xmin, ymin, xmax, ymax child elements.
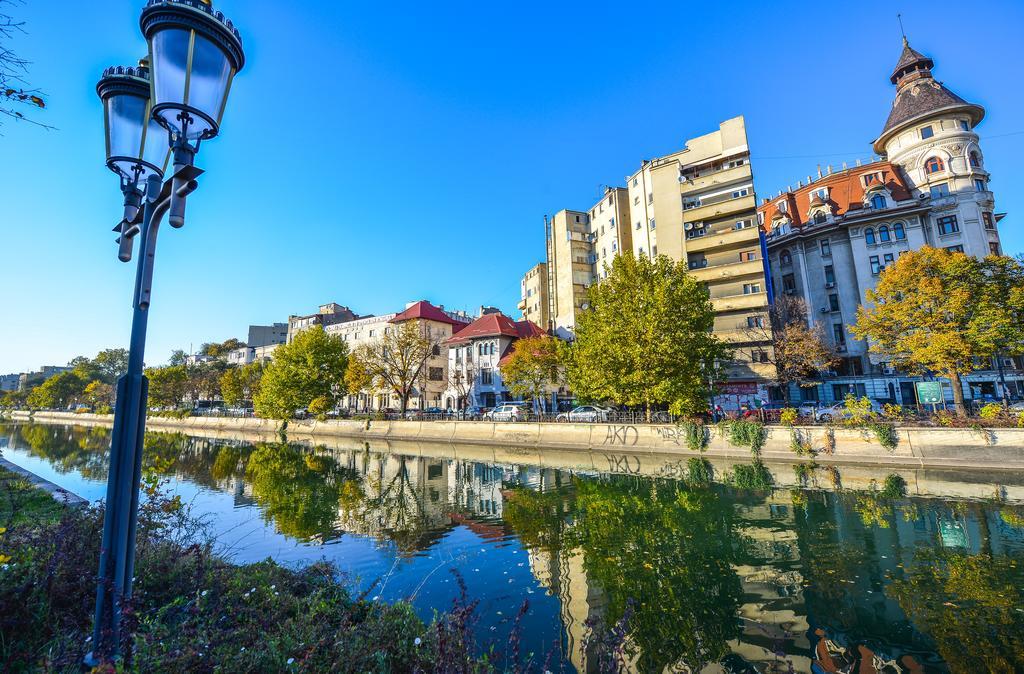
<box><xmin>444</xmin><ymin>313</ymin><xmax>545</xmax><ymax>346</ymax></box>
<box><xmin>390</xmin><ymin>301</ymin><xmax>471</xmax><ymax>329</ymax></box>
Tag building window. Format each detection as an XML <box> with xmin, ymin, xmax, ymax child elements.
<box><xmin>481</xmin><ymin>369</ymin><xmax>492</xmax><ymax>385</ymax></box>
<box><xmin>731</xmin><ymin>188</ymin><xmax>749</xmax><ymax>199</ymax></box>
<box><xmin>975</xmin><ymin>178</ymin><xmax>987</xmax><ymax>192</ymax></box>
<box><xmin>740</xmin><ymin>251</ymin><xmax>757</xmax><ymax>262</ymax></box>
<box><xmin>428</xmin><ymin>367</ymin><xmax>444</xmax><ymax>381</ymax></box>
<box><xmin>779</xmin><ymin>250</ymin><xmax>792</xmax><ymax>266</ymax></box>
<box><xmin>751</xmin><ymin>350</ymin><xmax>769</xmax><ymax>363</ymax></box>
<box><xmin>824</xmin><ymin>265</ymin><xmax>835</xmax><ymax>284</ymax></box>
<box><xmin>782</xmin><ymin>274</ymin><xmax>796</xmax><ymax>292</ymax></box>
<box><xmin>960</xmin><ymin>120</ymin><xmax>970</xmax><ymax>131</ymax></box>
<box><xmin>648</xmin><ymin>193</ymin><xmax>653</xmax><ymax>204</ymax></box>
<box><xmin>747</xmin><ymin>315</ymin><xmax>765</xmax><ymax>328</ymax></box>
<box><xmin>969</xmin><ymin>151</ymin><xmax>981</xmax><ymax>168</ymax></box>
<box><xmin>929</xmin><ymin>183</ymin><xmax>950</xmax><ymax>198</ymax></box>
<box><xmin>635</xmin><ymin>221</ymin><xmax>641</xmax><ymax>230</ymax></box>
<box><xmin>612</xmin><ymin>241</ymin><xmax>617</xmax><ymax>252</ymax></box>
<box><xmin>743</xmin><ymin>283</ymin><xmax>761</xmax><ymax>295</ymax></box>
<box><xmin>632</xmin><ymin>177</ymin><xmax>638</xmax><ymax>187</ymax></box>
<box><xmin>990</xmin><ymin>242</ymin><xmax>1002</xmax><ymax>256</ymax></box>
<box><xmin>925</xmin><ymin>156</ymin><xmax>945</xmax><ymax>174</ymax></box>
<box><xmin>870</xmin><ymin>194</ymin><xmax>886</xmax><ymax>210</ymax></box>
<box><xmin>652</xmin><ymin>245</ymin><xmax>657</xmax><ymax>256</ymax></box>
<box><xmin>937</xmin><ymin>215</ymin><xmax>960</xmax><ymax>235</ymax></box>
<box><xmin>432</xmin><ymin>344</ymin><xmax>441</xmax><ymax>356</ymax></box>
<box><xmin>828</xmin><ymin>293</ymin><xmax>840</xmax><ymax>312</ymax></box>
<box><xmin>983</xmin><ymin>212</ymin><xmax>995</xmax><ymax>229</ymax></box>
<box><xmin>820</xmin><ymin>239</ymin><xmax>831</xmax><ymax>256</ymax></box>
<box><xmin>878</xmin><ymin>225</ymin><xmax>891</xmax><ymax>242</ymax></box>
<box><xmin>865</xmin><ymin>227</ymin><xmax>876</xmax><ymax>245</ymax></box>
<box><xmin>649</xmin><ymin>218</ymin><xmax>656</xmax><ymax>229</ymax></box>
<box><xmin>946</xmin><ymin>245</ymin><xmax>964</xmax><ymax>253</ymax></box>
<box><xmin>735</xmin><ymin>219</ymin><xmax>753</xmax><ymax>230</ymax></box>
<box><xmin>883</xmin><ymin>253</ymin><xmax>894</xmax><ymax>268</ymax></box>
<box><xmin>920</xmin><ymin>125</ymin><xmax>934</xmax><ymax>139</ymax></box>
<box><xmin>870</xmin><ymin>255</ymin><xmax>881</xmax><ymax>275</ymax></box>
<box><xmin>610</xmin><ymin>218</ymin><xmax>615</xmax><ymax>228</ymax></box>
<box><xmin>833</xmin><ymin>323</ymin><xmax>846</xmax><ymax>345</ymax></box>
<box><xmin>893</xmin><ymin>222</ymin><xmax>906</xmax><ymax>240</ymax></box>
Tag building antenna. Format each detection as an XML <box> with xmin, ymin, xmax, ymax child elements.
<box><xmin>897</xmin><ymin>13</ymin><xmax>906</xmax><ymax>41</ymax></box>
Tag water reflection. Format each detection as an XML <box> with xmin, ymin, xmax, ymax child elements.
<box><xmin>4</xmin><ymin>422</ymin><xmax>1024</xmax><ymax>673</ymax></box>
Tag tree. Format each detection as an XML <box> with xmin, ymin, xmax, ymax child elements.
<box><xmin>975</xmin><ymin>255</ymin><xmax>1024</xmax><ymax>403</ymax></box>
<box><xmin>499</xmin><ymin>335</ymin><xmax>562</xmax><ymax>412</ymax></box>
<box><xmin>185</xmin><ymin>360</ymin><xmax>228</xmax><ymax>402</ymax></box>
<box><xmin>446</xmin><ymin>360</ymin><xmax>477</xmax><ymax>411</ymax></box>
<box><xmin>746</xmin><ymin>295</ymin><xmax>837</xmax><ymax>403</ymax></box>
<box><xmin>26</xmin><ymin>371</ymin><xmax>85</xmax><ymax>409</ymax></box>
<box><xmin>220</xmin><ymin>361</ymin><xmax>265</xmax><ymax>407</ymax></box>
<box><xmin>200</xmin><ymin>338</ymin><xmax>245</xmax><ymax>358</ymax></box>
<box><xmin>93</xmin><ymin>348</ymin><xmax>130</xmax><ymax>384</ymax></box>
<box><xmin>346</xmin><ymin>321</ymin><xmax>434</xmax><ymax>414</ymax></box>
<box><xmin>254</xmin><ymin>326</ymin><xmax>348</xmax><ymax>420</ymax></box>
<box><xmin>566</xmin><ymin>254</ymin><xmax>730</xmax><ymax>420</ymax></box>
<box><xmin>83</xmin><ymin>380</ymin><xmax>115</xmax><ymax>409</ymax></box>
<box><xmin>0</xmin><ymin>1</ymin><xmax>50</xmax><ymax>129</ymax></box>
<box><xmin>852</xmin><ymin>247</ymin><xmax>1024</xmax><ymax>415</ymax></box>
<box><xmin>146</xmin><ymin>365</ymin><xmax>189</xmax><ymax>409</ymax></box>
<box><xmin>168</xmin><ymin>350</ymin><xmax>188</xmax><ymax>366</ymax></box>
<box><xmin>1</xmin><ymin>389</ymin><xmax>27</xmax><ymax>409</ymax></box>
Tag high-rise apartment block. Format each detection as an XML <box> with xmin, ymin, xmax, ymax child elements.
<box><xmin>527</xmin><ymin>117</ymin><xmax>773</xmax><ymax>393</ymax></box>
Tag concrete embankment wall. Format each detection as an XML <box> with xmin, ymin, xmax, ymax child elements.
<box><xmin>10</xmin><ymin>410</ymin><xmax>1024</xmax><ymax>473</ymax></box>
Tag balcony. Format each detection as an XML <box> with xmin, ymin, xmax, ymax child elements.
<box><xmin>711</xmin><ymin>291</ymin><xmax>769</xmax><ymax>313</ymax></box>
<box><xmin>688</xmin><ymin>258</ymin><xmax>764</xmax><ymax>283</ymax></box>
<box><xmin>682</xmin><ymin>194</ymin><xmax>757</xmax><ymax>228</ymax></box>
<box><xmin>685</xmin><ymin>223</ymin><xmax>761</xmax><ymax>253</ymax></box>
<box><xmin>679</xmin><ymin>163</ymin><xmax>752</xmax><ymax>196</ymax></box>
<box><xmin>517</xmin><ymin>298</ymin><xmax>527</xmax><ymax>311</ymax></box>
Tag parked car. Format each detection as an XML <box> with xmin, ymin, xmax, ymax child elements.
<box><xmin>556</xmin><ymin>405</ymin><xmax>611</xmax><ymax>423</ymax></box>
<box><xmin>404</xmin><ymin>406</ymin><xmax>445</xmax><ymax>420</ymax></box>
<box><xmin>814</xmin><ymin>399</ymin><xmax>884</xmax><ymax>423</ymax></box>
<box><xmin>457</xmin><ymin>405</ymin><xmax>487</xmax><ymax>420</ymax></box>
<box><xmin>797</xmin><ymin>402</ymin><xmax>823</xmax><ymax>418</ymax></box>
<box><xmin>489</xmin><ymin>403</ymin><xmax>529</xmax><ymax>422</ymax></box>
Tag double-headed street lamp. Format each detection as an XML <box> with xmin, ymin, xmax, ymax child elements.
<box><xmin>87</xmin><ymin>0</ymin><xmax>244</xmax><ymax>664</ymax></box>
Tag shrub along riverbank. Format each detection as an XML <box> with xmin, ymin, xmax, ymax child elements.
<box><xmin>0</xmin><ymin>466</ymin><xmax>511</xmax><ymax>673</ymax></box>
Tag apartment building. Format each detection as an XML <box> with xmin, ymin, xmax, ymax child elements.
<box><xmin>246</xmin><ymin>323</ymin><xmax>288</xmax><ymax>348</ymax></box>
<box><xmin>517</xmin><ymin>262</ymin><xmax>550</xmax><ymax>328</ymax></box>
<box><xmin>286</xmin><ymin>302</ymin><xmax>360</xmax><ymax>343</ymax></box>
<box><xmin>760</xmin><ymin>37</ymin><xmax>1012</xmax><ymax>405</ymax></box>
<box><xmin>530</xmin><ymin>117</ymin><xmax>773</xmax><ymax>400</ymax></box>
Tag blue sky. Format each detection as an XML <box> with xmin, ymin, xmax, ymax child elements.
<box><xmin>2</xmin><ymin>0</ymin><xmax>1023</xmax><ymax>373</ymax></box>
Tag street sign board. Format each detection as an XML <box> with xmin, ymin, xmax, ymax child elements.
<box><xmin>915</xmin><ymin>381</ymin><xmax>944</xmax><ymax>404</ymax></box>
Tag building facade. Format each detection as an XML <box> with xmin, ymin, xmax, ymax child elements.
<box><xmin>517</xmin><ymin>262</ymin><xmax>550</xmax><ymax>328</ymax></box>
<box><xmin>246</xmin><ymin>323</ymin><xmax>288</xmax><ymax>348</ymax></box>
<box><xmin>286</xmin><ymin>302</ymin><xmax>360</xmax><ymax>343</ymax></box>
<box><xmin>530</xmin><ymin>117</ymin><xmax>774</xmax><ymax>404</ymax></box>
<box><xmin>760</xmin><ymin>38</ymin><xmax>1014</xmax><ymax>405</ymax></box>
<box><xmin>443</xmin><ymin>312</ymin><xmax>551</xmax><ymax>411</ymax></box>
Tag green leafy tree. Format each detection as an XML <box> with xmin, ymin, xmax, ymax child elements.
<box><xmin>83</xmin><ymin>380</ymin><xmax>115</xmax><ymax>409</ymax></box>
<box><xmin>1</xmin><ymin>389</ymin><xmax>27</xmax><ymax>409</ymax></box>
<box><xmin>168</xmin><ymin>349</ymin><xmax>188</xmax><ymax>366</ymax></box>
<box><xmin>186</xmin><ymin>360</ymin><xmax>228</xmax><ymax>402</ymax></box>
<box><xmin>853</xmin><ymin>248</ymin><xmax>1024</xmax><ymax>415</ymax></box>
<box><xmin>499</xmin><ymin>335</ymin><xmax>562</xmax><ymax>409</ymax></box>
<box><xmin>146</xmin><ymin>365</ymin><xmax>189</xmax><ymax>409</ymax></box>
<box><xmin>566</xmin><ymin>253</ymin><xmax>730</xmax><ymax>419</ymax></box>
<box><xmin>25</xmin><ymin>371</ymin><xmax>85</xmax><ymax>409</ymax></box>
<box><xmin>220</xmin><ymin>361</ymin><xmax>265</xmax><ymax>407</ymax></box>
<box><xmin>346</xmin><ymin>321</ymin><xmax>434</xmax><ymax>413</ymax></box>
<box><xmin>93</xmin><ymin>348</ymin><xmax>129</xmax><ymax>384</ymax></box>
<box><xmin>254</xmin><ymin>326</ymin><xmax>348</xmax><ymax>419</ymax></box>
<box><xmin>200</xmin><ymin>338</ymin><xmax>246</xmax><ymax>358</ymax></box>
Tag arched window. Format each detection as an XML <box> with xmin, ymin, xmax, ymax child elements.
<box><xmin>813</xmin><ymin>211</ymin><xmax>827</xmax><ymax>224</ymax></box>
<box><xmin>870</xmin><ymin>194</ymin><xmax>887</xmax><ymax>210</ymax></box>
<box><xmin>779</xmin><ymin>249</ymin><xmax>792</xmax><ymax>266</ymax></box>
<box><xmin>879</xmin><ymin>225</ymin><xmax>891</xmax><ymax>242</ymax></box>
<box><xmin>865</xmin><ymin>228</ymin><xmax>876</xmax><ymax>245</ymax></box>
<box><xmin>925</xmin><ymin>156</ymin><xmax>945</xmax><ymax>174</ymax></box>
<box><xmin>969</xmin><ymin>151</ymin><xmax>981</xmax><ymax>168</ymax></box>
<box><xmin>893</xmin><ymin>221</ymin><xmax>906</xmax><ymax>240</ymax></box>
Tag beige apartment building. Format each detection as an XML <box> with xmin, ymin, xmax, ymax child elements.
<box><xmin>528</xmin><ymin>117</ymin><xmax>773</xmax><ymax>395</ymax></box>
<box><xmin>517</xmin><ymin>262</ymin><xmax>549</xmax><ymax>328</ymax></box>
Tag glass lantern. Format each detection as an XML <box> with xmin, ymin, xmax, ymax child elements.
<box><xmin>96</xmin><ymin>64</ymin><xmax>170</xmax><ymax>184</ymax></box>
<box><xmin>140</xmin><ymin>0</ymin><xmax>245</xmax><ymax>141</ymax></box>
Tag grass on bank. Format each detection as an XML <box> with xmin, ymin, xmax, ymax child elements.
<box><xmin>0</xmin><ymin>467</ymin><xmax>513</xmax><ymax>673</ymax></box>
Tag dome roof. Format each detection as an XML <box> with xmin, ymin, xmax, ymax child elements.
<box><xmin>873</xmin><ymin>39</ymin><xmax>984</xmax><ymax>154</ymax></box>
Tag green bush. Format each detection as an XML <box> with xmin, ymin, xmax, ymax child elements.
<box><xmin>979</xmin><ymin>403</ymin><xmax>1003</xmax><ymax>420</ymax></box>
<box><xmin>718</xmin><ymin>418</ymin><xmax>767</xmax><ymax>456</ymax></box>
<box><xmin>793</xmin><ymin>461</ymin><xmax>818</xmax><ymax>486</ymax></box>
<box><xmin>866</xmin><ymin>420</ymin><xmax>899</xmax><ymax>451</ymax></box>
<box><xmin>730</xmin><ymin>460</ymin><xmax>773</xmax><ymax>490</ymax></box>
<box><xmin>880</xmin><ymin>473</ymin><xmax>908</xmax><ymax>498</ymax></box>
<box><xmin>679</xmin><ymin>420</ymin><xmax>709</xmax><ymax>452</ymax></box>
<box><xmin>686</xmin><ymin>456</ymin><xmax>713</xmax><ymax>486</ymax></box>
<box><xmin>779</xmin><ymin>407</ymin><xmax>798</xmax><ymax>426</ymax></box>
<box><xmin>789</xmin><ymin>428</ymin><xmax>814</xmax><ymax>456</ymax></box>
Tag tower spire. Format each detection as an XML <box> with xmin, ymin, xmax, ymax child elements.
<box><xmin>897</xmin><ymin>13</ymin><xmax>906</xmax><ymax>43</ymax></box>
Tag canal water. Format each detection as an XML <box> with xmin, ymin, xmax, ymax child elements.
<box><xmin>2</xmin><ymin>422</ymin><xmax>1023</xmax><ymax>673</ymax></box>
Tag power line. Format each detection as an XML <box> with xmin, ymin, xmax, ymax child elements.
<box><xmin>752</xmin><ymin>130</ymin><xmax>1024</xmax><ymax>161</ymax></box>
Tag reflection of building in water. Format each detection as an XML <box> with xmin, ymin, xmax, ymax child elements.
<box><xmin>450</xmin><ymin>461</ymin><xmax>507</xmax><ymax>518</ymax></box>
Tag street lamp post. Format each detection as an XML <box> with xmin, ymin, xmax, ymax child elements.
<box><xmin>86</xmin><ymin>0</ymin><xmax>243</xmax><ymax>665</ymax></box>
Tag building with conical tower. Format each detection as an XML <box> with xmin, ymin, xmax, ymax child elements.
<box><xmin>758</xmin><ymin>38</ymin><xmax>1013</xmax><ymax>406</ymax></box>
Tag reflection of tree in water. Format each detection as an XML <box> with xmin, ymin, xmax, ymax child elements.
<box><xmin>503</xmin><ymin>484</ymin><xmax>575</xmax><ymax>553</ymax></box>
<box><xmin>15</xmin><ymin>424</ymin><xmax>111</xmax><ymax>479</ymax></box>
<box><xmin>337</xmin><ymin>455</ymin><xmax>450</xmax><ymax>555</ymax></box>
<box><xmin>568</xmin><ymin>477</ymin><xmax>745</xmax><ymax>672</ymax></box>
<box><xmin>244</xmin><ymin>442</ymin><xmax>357</xmax><ymax>541</ymax></box>
<box><xmin>888</xmin><ymin>548</ymin><xmax>1024</xmax><ymax>673</ymax></box>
